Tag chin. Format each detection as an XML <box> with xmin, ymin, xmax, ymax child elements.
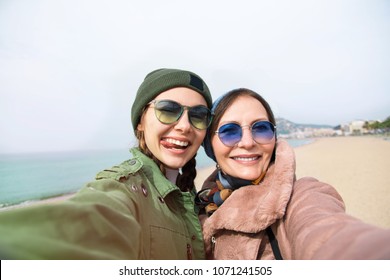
<box><xmin>166</xmin><ymin>161</ymin><xmax>187</xmax><ymax>170</ymax></box>
<box><xmin>238</xmin><ymin>172</ymin><xmax>261</xmax><ymax>181</ymax></box>
<box><xmin>244</xmin><ymin>177</ymin><xmax>259</xmax><ymax>182</ymax></box>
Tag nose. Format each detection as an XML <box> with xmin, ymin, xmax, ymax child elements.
<box><xmin>237</xmin><ymin>126</ymin><xmax>255</xmax><ymax>148</ymax></box>
<box><xmin>174</xmin><ymin>109</ymin><xmax>191</xmax><ymax>133</ymax></box>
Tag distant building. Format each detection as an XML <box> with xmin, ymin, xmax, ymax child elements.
<box><xmin>348</xmin><ymin>120</ymin><xmax>366</xmax><ymax>135</ymax></box>
<box><xmin>275</xmin><ymin>117</ymin><xmax>385</xmax><ymax>138</ymax></box>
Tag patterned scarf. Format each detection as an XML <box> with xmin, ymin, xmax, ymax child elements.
<box><xmin>195</xmin><ymin>169</ymin><xmax>265</xmax><ymax>216</ymax></box>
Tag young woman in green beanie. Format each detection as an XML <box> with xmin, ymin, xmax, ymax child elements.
<box><xmin>0</xmin><ymin>68</ymin><xmax>213</xmax><ymax>259</ymax></box>
<box><xmin>197</xmin><ymin>88</ymin><xmax>390</xmax><ymax>260</ymax></box>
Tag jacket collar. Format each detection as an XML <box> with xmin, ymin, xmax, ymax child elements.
<box><xmin>130</xmin><ymin>148</ymin><xmax>181</xmax><ymax>198</ymax></box>
<box><xmin>201</xmin><ymin>139</ymin><xmax>296</xmax><ymax>235</ymax></box>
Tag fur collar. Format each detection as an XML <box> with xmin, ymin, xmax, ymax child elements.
<box><xmin>201</xmin><ymin>139</ymin><xmax>296</xmax><ymax>237</ymax></box>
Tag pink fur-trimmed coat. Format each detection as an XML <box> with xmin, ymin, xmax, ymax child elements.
<box><xmin>200</xmin><ymin>140</ymin><xmax>390</xmax><ymax>260</ymax></box>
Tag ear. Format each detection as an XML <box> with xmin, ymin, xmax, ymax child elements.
<box><xmin>137</xmin><ymin>113</ymin><xmax>145</xmax><ymax>131</ymax></box>
<box><xmin>137</xmin><ymin>110</ymin><xmax>145</xmax><ymax>131</ymax></box>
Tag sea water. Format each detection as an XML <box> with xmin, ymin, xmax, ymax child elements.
<box><xmin>0</xmin><ymin>138</ymin><xmax>313</xmax><ymax>207</ymax></box>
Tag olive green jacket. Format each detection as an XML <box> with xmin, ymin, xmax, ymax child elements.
<box><xmin>0</xmin><ymin>148</ymin><xmax>205</xmax><ymax>260</ymax></box>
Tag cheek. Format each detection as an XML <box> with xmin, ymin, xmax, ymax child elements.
<box><xmin>262</xmin><ymin>143</ymin><xmax>276</xmax><ymax>167</ymax></box>
<box><xmin>211</xmin><ymin>137</ymin><xmax>231</xmax><ymax>163</ymax></box>
<box><xmin>141</xmin><ymin>117</ymin><xmax>164</xmax><ymax>147</ymax></box>
<box><xmin>194</xmin><ymin>130</ymin><xmax>207</xmax><ymax>145</ymax></box>
<box><xmin>211</xmin><ymin>137</ymin><xmax>223</xmax><ymax>155</ymax></box>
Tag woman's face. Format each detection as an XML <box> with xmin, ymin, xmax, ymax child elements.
<box><xmin>137</xmin><ymin>87</ymin><xmax>208</xmax><ymax>169</ymax></box>
<box><xmin>211</xmin><ymin>95</ymin><xmax>276</xmax><ymax>181</ymax></box>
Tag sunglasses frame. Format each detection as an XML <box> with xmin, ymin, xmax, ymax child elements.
<box><xmin>215</xmin><ymin>120</ymin><xmax>276</xmax><ymax>146</ymax></box>
<box><xmin>148</xmin><ymin>99</ymin><xmax>212</xmax><ymax>130</ymax></box>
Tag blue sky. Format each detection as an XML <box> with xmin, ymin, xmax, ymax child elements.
<box><xmin>1</xmin><ymin>0</ymin><xmax>389</xmax><ymax>153</ymax></box>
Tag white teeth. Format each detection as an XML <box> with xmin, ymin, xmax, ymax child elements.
<box><xmin>233</xmin><ymin>156</ymin><xmax>258</xmax><ymax>161</ymax></box>
<box><xmin>165</xmin><ymin>138</ymin><xmax>189</xmax><ymax>147</ymax></box>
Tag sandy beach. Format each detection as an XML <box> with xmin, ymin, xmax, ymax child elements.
<box><xmin>293</xmin><ymin>136</ymin><xmax>390</xmax><ymax>228</ymax></box>
<box><xmin>196</xmin><ymin>136</ymin><xmax>390</xmax><ymax>228</ymax></box>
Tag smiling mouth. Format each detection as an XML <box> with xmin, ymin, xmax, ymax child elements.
<box><xmin>161</xmin><ymin>138</ymin><xmax>189</xmax><ymax>149</ymax></box>
<box><xmin>232</xmin><ymin>156</ymin><xmax>260</xmax><ymax>161</ymax></box>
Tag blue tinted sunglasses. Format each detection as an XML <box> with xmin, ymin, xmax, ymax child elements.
<box><xmin>215</xmin><ymin>120</ymin><xmax>276</xmax><ymax>146</ymax></box>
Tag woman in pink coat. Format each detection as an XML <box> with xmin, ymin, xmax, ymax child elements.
<box><xmin>197</xmin><ymin>88</ymin><xmax>390</xmax><ymax>260</ymax></box>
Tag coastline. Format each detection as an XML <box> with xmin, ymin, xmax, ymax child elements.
<box><xmin>3</xmin><ymin>136</ymin><xmax>390</xmax><ymax>229</ymax></box>
<box><xmin>0</xmin><ymin>192</ymin><xmax>76</xmax><ymax>212</ymax></box>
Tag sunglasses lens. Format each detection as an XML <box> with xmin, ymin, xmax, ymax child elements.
<box><xmin>188</xmin><ymin>106</ymin><xmax>212</xmax><ymax>130</ymax></box>
<box><xmin>217</xmin><ymin>121</ymin><xmax>275</xmax><ymax>146</ymax></box>
<box><xmin>217</xmin><ymin>123</ymin><xmax>242</xmax><ymax>146</ymax></box>
<box><xmin>153</xmin><ymin>100</ymin><xmax>211</xmax><ymax>130</ymax></box>
<box><xmin>252</xmin><ymin>121</ymin><xmax>275</xmax><ymax>143</ymax></box>
<box><xmin>154</xmin><ymin>100</ymin><xmax>182</xmax><ymax>124</ymax></box>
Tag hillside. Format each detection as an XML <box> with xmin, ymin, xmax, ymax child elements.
<box><xmin>276</xmin><ymin>117</ymin><xmax>334</xmax><ymax>135</ymax></box>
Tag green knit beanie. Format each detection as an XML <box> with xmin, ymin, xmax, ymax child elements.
<box><xmin>131</xmin><ymin>68</ymin><xmax>212</xmax><ymax>132</ymax></box>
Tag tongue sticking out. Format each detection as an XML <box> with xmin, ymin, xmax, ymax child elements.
<box><xmin>161</xmin><ymin>139</ymin><xmax>189</xmax><ymax>150</ymax></box>
<box><xmin>163</xmin><ymin>142</ymin><xmax>186</xmax><ymax>150</ymax></box>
